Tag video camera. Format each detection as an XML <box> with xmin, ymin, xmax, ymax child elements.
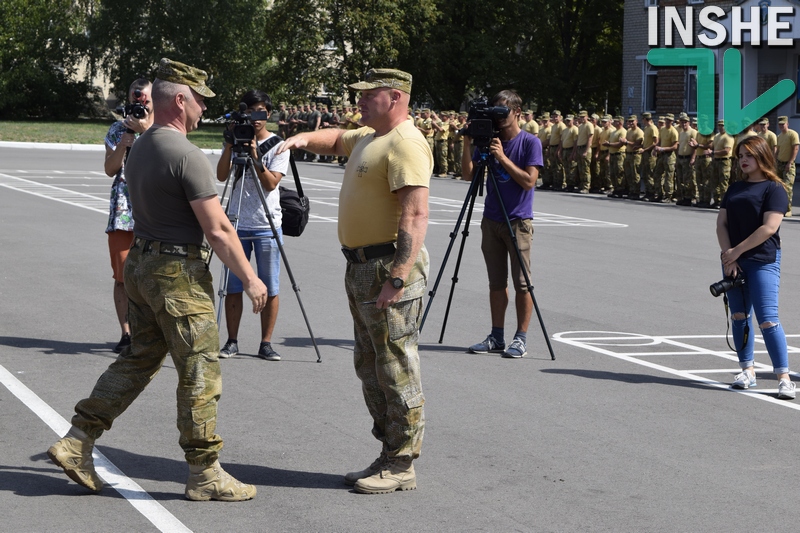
<box><xmin>458</xmin><ymin>97</ymin><xmax>510</xmax><ymax>149</ymax></box>
<box><xmin>116</xmin><ymin>89</ymin><xmax>148</xmax><ymax>120</ymax></box>
<box><xmin>224</xmin><ymin>102</ymin><xmax>269</xmax><ymax>148</ymax></box>
<box><xmin>709</xmin><ymin>272</ymin><xmax>745</xmax><ymax>297</ymax></box>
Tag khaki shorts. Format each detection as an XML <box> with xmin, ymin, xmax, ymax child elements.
<box><xmin>108</xmin><ymin>230</ymin><xmax>134</xmax><ymax>282</ymax></box>
<box><xmin>480</xmin><ymin>217</ymin><xmax>533</xmax><ymax>292</ymax></box>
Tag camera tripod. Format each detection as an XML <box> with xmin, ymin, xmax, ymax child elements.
<box><xmin>419</xmin><ymin>149</ymin><xmax>555</xmax><ymax>360</ymax></box>
<box><xmin>216</xmin><ymin>142</ymin><xmax>321</xmax><ymax>362</ymax></box>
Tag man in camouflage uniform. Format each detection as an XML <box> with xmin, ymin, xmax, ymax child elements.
<box><xmin>595</xmin><ymin>115</ymin><xmax>612</xmax><ymax>192</ymax></box>
<box><xmin>452</xmin><ymin>112</ymin><xmax>467</xmax><ymax>178</ymax></box>
<box><xmin>690</xmin><ymin>116</ymin><xmax>715</xmax><ymax>208</ymax></box>
<box><xmin>652</xmin><ymin>113</ymin><xmax>679</xmax><ymax>202</ymax></box>
<box><xmin>675</xmin><ymin>113</ymin><xmax>697</xmax><ymax>205</ymax></box>
<box><xmin>574</xmin><ymin>110</ymin><xmax>594</xmax><ymax>193</ymax></box>
<box><xmin>548</xmin><ymin>110</ymin><xmax>566</xmax><ymax>189</ymax></box>
<box><xmin>47</xmin><ymin>58</ymin><xmax>268</xmax><ymax>502</ymax></box>
<box><xmin>416</xmin><ymin>108</ymin><xmax>434</xmax><ymax>155</ymax></box>
<box><xmin>710</xmin><ymin>119</ymin><xmax>734</xmax><ymax>208</ymax></box>
<box><xmin>776</xmin><ymin>115</ymin><xmax>799</xmax><ymax>216</ymax></box>
<box><xmin>280</xmin><ymin>68</ymin><xmax>431</xmax><ymax>494</ymax></box>
<box><xmin>639</xmin><ymin>112</ymin><xmax>659</xmax><ymax>201</ymax></box>
<box><xmin>622</xmin><ymin>115</ymin><xmax>643</xmax><ymax>199</ymax></box>
<box><xmin>432</xmin><ymin>110</ymin><xmax>449</xmax><ymax>176</ymax></box>
<box><xmin>559</xmin><ymin>114</ymin><xmax>578</xmax><ymax>190</ymax></box>
<box><xmin>604</xmin><ymin>116</ymin><xmax>627</xmax><ymax>197</ymax></box>
<box><xmin>536</xmin><ymin>112</ymin><xmax>552</xmax><ymax>189</ymax></box>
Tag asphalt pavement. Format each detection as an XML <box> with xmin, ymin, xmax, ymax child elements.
<box><xmin>1</xmin><ymin>144</ymin><xmax>800</xmax><ymax>532</ymax></box>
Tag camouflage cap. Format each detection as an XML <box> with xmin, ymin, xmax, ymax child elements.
<box><xmin>641</xmin><ymin>112</ymin><xmax>652</xmax><ymax>119</ymax></box>
<box><xmin>678</xmin><ymin>112</ymin><xmax>690</xmax><ymax>122</ymax></box>
<box><xmin>627</xmin><ymin>114</ymin><xmax>637</xmax><ymax>121</ymax></box>
<box><xmin>552</xmin><ymin>110</ymin><xmax>562</xmax><ymax>116</ymax></box>
<box><xmin>591</xmin><ymin>113</ymin><xmax>599</xmax><ymax>120</ymax></box>
<box><xmin>600</xmin><ymin>115</ymin><xmax>610</xmax><ymax>122</ymax></box>
<box><xmin>565</xmin><ymin>114</ymin><xmax>574</xmax><ymax>120</ymax></box>
<box><xmin>779</xmin><ymin>116</ymin><xmax>789</xmax><ymax>124</ymax></box>
<box><xmin>540</xmin><ymin>112</ymin><xmax>551</xmax><ymax>119</ymax></box>
<box><xmin>717</xmin><ymin>119</ymin><xmax>725</xmax><ymax>125</ymax></box>
<box><xmin>578</xmin><ymin>110</ymin><xmax>588</xmax><ymax>117</ymax></box>
<box><xmin>658</xmin><ymin>116</ymin><xmax>665</xmax><ymax>122</ymax></box>
<box><xmin>156</xmin><ymin>58</ymin><xmax>215</xmax><ymax>97</ymax></box>
<box><xmin>458</xmin><ymin>111</ymin><xmax>468</xmax><ymax>117</ymax></box>
<box><xmin>348</xmin><ymin>68</ymin><xmax>412</xmax><ymax>94</ymax></box>
<box><xmin>758</xmin><ymin>118</ymin><xmax>768</xmax><ymax>125</ymax></box>
<box><xmin>664</xmin><ymin>113</ymin><xmax>675</xmax><ymax>121</ymax></box>
<box><xmin>420</xmin><ymin>107</ymin><xmax>431</xmax><ymax>113</ymax></box>
<box><xmin>614</xmin><ymin>115</ymin><xmax>624</xmax><ymax>121</ymax></box>
<box><xmin>524</xmin><ymin>109</ymin><xmax>533</xmax><ymax>115</ymax></box>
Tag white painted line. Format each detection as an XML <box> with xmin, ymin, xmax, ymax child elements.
<box><xmin>0</xmin><ymin>364</ymin><xmax>191</xmax><ymax>533</ymax></box>
<box><xmin>554</xmin><ymin>331</ymin><xmax>800</xmax><ymax>411</ymax></box>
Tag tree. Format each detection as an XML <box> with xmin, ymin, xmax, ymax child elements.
<box><xmin>0</xmin><ymin>0</ymin><xmax>95</xmax><ymax>119</ymax></box>
<box><xmin>90</xmin><ymin>0</ymin><xmax>273</xmax><ymax>117</ymax></box>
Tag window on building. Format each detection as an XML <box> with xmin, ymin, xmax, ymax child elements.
<box><xmin>686</xmin><ymin>0</ymin><xmax>704</xmax><ymax>5</ymax></box>
<box><xmin>686</xmin><ymin>67</ymin><xmax>697</xmax><ymax>114</ymax></box>
<box><xmin>643</xmin><ymin>62</ymin><xmax>657</xmax><ymax>113</ymax></box>
<box><xmin>644</xmin><ymin>0</ymin><xmax>657</xmax><ymax>6</ymax></box>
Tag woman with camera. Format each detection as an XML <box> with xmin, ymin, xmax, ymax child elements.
<box><xmin>716</xmin><ymin>135</ymin><xmax>794</xmax><ymax>399</ymax></box>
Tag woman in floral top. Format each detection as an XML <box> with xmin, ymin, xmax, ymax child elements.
<box><xmin>103</xmin><ymin>78</ymin><xmax>153</xmax><ymax>353</ymax></box>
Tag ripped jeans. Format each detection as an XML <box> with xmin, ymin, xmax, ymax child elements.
<box><xmin>725</xmin><ymin>249</ymin><xmax>789</xmax><ymax>374</ymax></box>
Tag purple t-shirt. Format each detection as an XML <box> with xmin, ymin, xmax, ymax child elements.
<box><xmin>472</xmin><ymin>130</ymin><xmax>543</xmax><ymax>221</ymax></box>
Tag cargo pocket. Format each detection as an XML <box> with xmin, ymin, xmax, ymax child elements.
<box><xmin>387</xmin><ymin>297</ymin><xmax>422</xmax><ymax>342</ymax></box>
<box><xmin>401</xmin><ymin>389</ymin><xmax>425</xmax><ymax>410</ymax></box>
<box><xmin>164</xmin><ymin>296</ymin><xmax>216</xmax><ymax>348</ymax></box>
<box><xmin>190</xmin><ymin>403</ymin><xmax>217</xmax><ymax>440</ymax></box>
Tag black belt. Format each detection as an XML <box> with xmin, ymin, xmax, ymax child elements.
<box><xmin>610</xmin><ymin>152</ymin><xmax>622</xmax><ymax>157</ymax></box>
<box><xmin>698</xmin><ymin>154</ymin><xmax>711</xmax><ymax>158</ymax></box>
<box><xmin>133</xmin><ymin>238</ymin><xmax>211</xmax><ymax>262</ymax></box>
<box><xmin>678</xmin><ymin>154</ymin><xmax>692</xmax><ymax>159</ymax></box>
<box><xmin>779</xmin><ymin>160</ymin><xmax>794</xmax><ymax>165</ymax></box>
<box><xmin>715</xmin><ymin>157</ymin><xmax>731</xmax><ymax>160</ymax></box>
<box><xmin>341</xmin><ymin>242</ymin><xmax>396</xmax><ymax>264</ymax></box>
<box><xmin>577</xmin><ymin>145</ymin><xmax>587</xmax><ymax>149</ymax></box>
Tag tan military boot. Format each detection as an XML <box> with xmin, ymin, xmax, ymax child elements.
<box><xmin>47</xmin><ymin>426</ymin><xmax>103</xmax><ymax>493</ymax></box>
<box><xmin>353</xmin><ymin>456</ymin><xmax>416</xmax><ymax>494</ymax></box>
<box><xmin>343</xmin><ymin>452</ymin><xmax>387</xmax><ymax>486</ymax></box>
<box><xmin>185</xmin><ymin>461</ymin><xmax>257</xmax><ymax>501</ymax></box>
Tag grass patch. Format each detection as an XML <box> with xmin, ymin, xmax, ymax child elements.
<box><xmin>0</xmin><ymin>120</ymin><xmax>277</xmax><ymax>150</ymax></box>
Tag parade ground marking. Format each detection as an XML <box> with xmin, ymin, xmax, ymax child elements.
<box><xmin>553</xmin><ymin>331</ymin><xmax>800</xmax><ymax>410</ymax></box>
<box><xmin>0</xmin><ymin>364</ymin><xmax>192</xmax><ymax>532</ymax></box>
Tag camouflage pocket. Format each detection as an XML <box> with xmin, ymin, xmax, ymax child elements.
<box><xmin>164</xmin><ymin>296</ymin><xmax>216</xmax><ymax>348</ymax></box>
<box><xmin>402</xmin><ymin>389</ymin><xmax>425</xmax><ymax>410</ymax></box>
<box><xmin>387</xmin><ymin>297</ymin><xmax>422</xmax><ymax>341</ymax></box>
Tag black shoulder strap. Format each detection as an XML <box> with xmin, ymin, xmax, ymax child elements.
<box><xmin>258</xmin><ymin>133</ymin><xmax>305</xmax><ymax>198</ymax></box>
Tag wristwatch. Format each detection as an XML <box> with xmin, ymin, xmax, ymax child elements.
<box><xmin>390</xmin><ymin>277</ymin><xmax>404</xmax><ymax>289</ymax></box>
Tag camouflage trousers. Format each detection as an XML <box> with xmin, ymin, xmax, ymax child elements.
<box><xmin>345</xmin><ymin>246</ymin><xmax>428</xmax><ymax>459</ymax></box>
<box><xmin>778</xmin><ymin>161</ymin><xmax>796</xmax><ymax>214</ymax></box>
<box><xmin>695</xmin><ymin>156</ymin><xmax>712</xmax><ymax>203</ymax></box>
<box><xmin>452</xmin><ymin>140</ymin><xmax>463</xmax><ymax>176</ymax></box>
<box><xmin>709</xmin><ymin>158</ymin><xmax>731</xmax><ymax>205</ymax></box>
<box><xmin>549</xmin><ymin>146</ymin><xmax>565</xmax><ymax>188</ymax></box>
<box><xmin>654</xmin><ymin>152</ymin><xmax>676</xmax><ymax>198</ymax></box>
<box><xmin>576</xmin><ymin>146</ymin><xmax>592</xmax><ymax>191</ymax></box>
<box><xmin>609</xmin><ymin>153</ymin><xmax>625</xmax><ymax>191</ymax></box>
<box><xmin>447</xmin><ymin>141</ymin><xmax>455</xmax><ymax>174</ymax></box>
<box><xmin>434</xmin><ymin>140</ymin><xmax>448</xmax><ymax>175</ymax></box>
<box><xmin>624</xmin><ymin>151</ymin><xmax>642</xmax><ymax>197</ymax></box>
<box><xmin>640</xmin><ymin>152</ymin><xmax>656</xmax><ymax>196</ymax></box>
<box><xmin>73</xmin><ymin>243</ymin><xmax>223</xmax><ymax>466</ymax></box>
<box><xmin>563</xmin><ymin>148</ymin><xmax>578</xmax><ymax>188</ymax></box>
<box><xmin>675</xmin><ymin>156</ymin><xmax>696</xmax><ymax>200</ymax></box>
<box><xmin>597</xmin><ymin>151</ymin><xmax>611</xmax><ymax>190</ymax></box>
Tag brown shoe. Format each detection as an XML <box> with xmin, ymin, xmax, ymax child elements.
<box><xmin>47</xmin><ymin>427</ymin><xmax>103</xmax><ymax>493</ymax></box>
<box><xmin>343</xmin><ymin>452</ymin><xmax>387</xmax><ymax>486</ymax></box>
<box><xmin>353</xmin><ymin>456</ymin><xmax>416</xmax><ymax>494</ymax></box>
<box><xmin>185</xmin><ymin>461</ymin><xmax>257</xmax><ymax>501</ymax></box>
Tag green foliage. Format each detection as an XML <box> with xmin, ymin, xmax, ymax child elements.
<box><xmin>90</xmin><ymin>0</ymin><xmax>273</xmax><ymax>117</ymax></box>
<box><xmin>0</xmin><ymin>0</ymin><xmax>95</xmax><ymax>119</ymax></box>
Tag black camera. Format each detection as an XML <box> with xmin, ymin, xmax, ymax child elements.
<box><xmin>225</xmin><ymin>102</ymin><xmax>268</xmax><ymax>147</ymax></box>
<box><xmin>116</xmin><ymin>89</ymin><xmax>148</xmax><ymax>120</ymax></box>
<box><xmin>458</xmin><ymin>97</ymin><xmax>510</xmax><ymax>149</ymax></box>
<box><xmin>710</xmin><ymin>273</ymin><xmax>745</xmax><ymax>297</ymax></box>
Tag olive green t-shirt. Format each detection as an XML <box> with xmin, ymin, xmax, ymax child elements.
<box><xmin>126</xmin><ymin>127</ymin><xmax>218</xmax><ymax>246</ymax></box>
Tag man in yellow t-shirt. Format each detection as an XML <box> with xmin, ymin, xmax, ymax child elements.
<box><xmin>675</xmin><ymin>113</ymin><xmax>697</xmax><ymax>205</ymax></box>
<box><xmin>603</xmin><ymin>116</ymin><xmax>627</xmax><ymax>197</ymax></box>
<box><xmin>652</xmin><ymin>113</ymin><xmax>679</xmax><ymax>202</ymax></box>
<box><xmin>596</xmin><ymin>116</ymin><xmax>613</xmax><ymax>192</ymax></box>
<box><xmin>690</xmin><ymin>116</ymin><xmax>715</xmax><ymax>207</ymax></box>
<box><xmin>709</xmin><ymin>119</ymin><xmax>734</xmax><ymax>207</ymax></box>
<box><xmin>575</xmin><ymin>110</ymin><xmax>594</xmax><ymax>193</ymax></box>
<box><xmin>279</xmin><ymin>68</ymin><xmax>432</xmax><ymax>494</ymax></box>
<box><xmin>560</xmin><ymin>115</ymin><xmax>579</xmax><ymax>189</ymax></box>
<box><xmin>776</xmin><ymin>116</ymin><xmax>799</xmax><ymax>216</ymax></box>
<box><xmin>549</xmin><ymin>111</ymin><xmax>566</xmax><ymax>189</ymax></box>
<box><xmin>537</xmin><ymin>112</ymin><xmax>552</xmax><ymax>188</ymax></box>
<box><xmin>622</xmin><ymin>115</ymin><xmax>643</xmax><ymax>199</ymax></box>
<box><xmin>523</xmin><ymin>110</ymin><xmax>539</xmax><ymax>135</ymax></box>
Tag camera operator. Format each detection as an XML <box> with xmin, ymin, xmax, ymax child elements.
<box><xmin>461</xmin><ymin>90</ymin><xmax>544</xmax><ymax>359</ymax></box>
<box><xmin>716</xmin><ymin>135</ymin><xmax>794</xmax><ymax>399</ymax></box>
<box><xmin>216</xmin><ymin>90</ymin><xmax>290</xmax><ymax>361</ymax></box>
<box><xmin>48</xmin><ymin>58</ymin><xmax>267</xmax><ymax>501</ymax></box>
<box><xmin>104</xmin><ymin>78</ymin><xmax>154</xmax><ymax>353</ymax></box>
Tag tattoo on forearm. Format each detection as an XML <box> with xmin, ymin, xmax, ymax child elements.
<box><xmin>395</xmin><ymin>229</ymin><xmax>413</xmax><ymax>265</ymax></box>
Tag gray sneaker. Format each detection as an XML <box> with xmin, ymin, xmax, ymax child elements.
<box><xmin>468</xmin><ymin>335</ymin><xmax>505</xmax><ymax>354</ymax></box>
<box><xmin>778</xmin><ymin>379</ymin><xmax>796</xmax><ymax>400</ymax></box>
<box><xmin>258</xmin><ymin>342</ymin><xmax>281</xmax><ymax>361</ymax></box>
<box><xmin>502</xmin><ymin>338</ymin><xmax>527</xmax><ymax>358</ymax></box>
<box><xmin>732</xmin><ymin>370</ymin><xmax>756</xmax><ymax>389</ymax></box>
<box><xmin>220</xmin><ymin>340</ymin><xmax>238</xmax><ymax>359</ymax></box>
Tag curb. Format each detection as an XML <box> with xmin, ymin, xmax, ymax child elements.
<box><xmin>0</xmin><ymin>141</ymin><xmax>222</xmax><ymax>155</ymax></box>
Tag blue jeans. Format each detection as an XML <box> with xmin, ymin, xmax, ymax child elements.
<box><xmin>228</xmin><ymin>228</ymin><xmax>282</xmax><ymax>296</ymax></box>
<box><xmin>725</xmin><ymin>249</ymin><xmax>789</xmax><ymax>374</ymax></box>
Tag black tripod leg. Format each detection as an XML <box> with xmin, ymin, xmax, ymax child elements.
<box><xmin>436</xmin><ymin>167</ymin><xmax>483</xmax><ymax>344</ymax></box>
<box><xmin>248</xmin><ymin>159</ymin><xmax>322</xmax><ymax>363</ymax></box>
<box><xmin>485</xmin><ymin>165</ymin><xmax>556</xmax><ymax>360</ymax></box>
<box><xmin>420</xmin><ymin>174</ymin><xmax>482</xmax><ymax>334</ymax></box>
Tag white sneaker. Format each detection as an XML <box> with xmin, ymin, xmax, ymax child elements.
<box><xmin>732</xmin><ymin>370</ymin><xmax>756</xmax><ymax>389</ymax></box>
<box><xmin>778</xmin><ymin>379</ymin><xmax>796</xmax><ymax>400</ymax></box>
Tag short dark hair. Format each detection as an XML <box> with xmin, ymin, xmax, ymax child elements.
<box><xmin>128</xmin><ymin>78</ymin><xmax>151</xmax><ymax>100</ymax></box>
<box><xmin>241</xmin><ymin>89</ymin><xmax>273</xmax><ymax>112</ymax></box>
<box><xmin>490</xmin><ymin>89</ymin><xmax>522</xmax><ymax>111</ymax></box>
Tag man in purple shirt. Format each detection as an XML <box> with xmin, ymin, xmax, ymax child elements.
<box><xmin>461</xmin><ymin>89</ymin><xmax>543</xmax><ymax>358</ymax></box>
